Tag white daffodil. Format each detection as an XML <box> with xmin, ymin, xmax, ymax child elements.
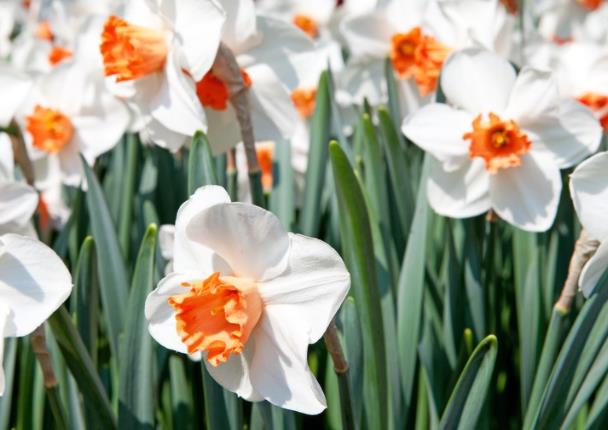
<box><xmin>536</xmin><ymin>0</ymin><xmax>608</xmax><ymax>44</ymax></box>
<box><xmin>402</xmin><ymin>48</ymin><xmax>602</xmax><ymax>232</ymax></box>
<box><xmin>99</xmin><ymin>0</ymin><xmax>225</xmax><ymax>151</ymax></box>
<box><xmin>10</xmin><ymin>61</ymin><xmax>129</xmax><ymax>187</ymax></box>
<box><xmin>570</xmin><ymin>152</ymin><xmax>608</xmax><ymax>296</ymax></box>
<box><xmin>338</xmin><ymin>0</ymin><xmax>514</xmax><ymax>110</ymax></box>
<box><xmin>145</xmin><ymin>185</ymin><xmax>350</xmax><ymax>414</ymax></box>
<box><xmin>0</xmin><ymin>233</ymin><xmax>73</xmax><ymax>395</ymax></box>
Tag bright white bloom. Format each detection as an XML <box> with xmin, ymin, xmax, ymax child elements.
<box><xmin>0</xmin><ymin>233</ymin><xmax>73</xmax><ymax>395</ymax></box>
<box><xmin>402</xmin><ymin>49</ymin><xmax>602</xmax><ymax>232</ymax></box>
<box><xmin>570</xmin><ymin>152</ymin><xmax>608</xmax><ymax>297</ymax></box>
<box><xmin>338</xmin><ymin>0</ymin><xmax>514</xmax><ymax>109</ymax></box>
<box><xmin>145</xmin><ymin>186</ymin><xmax>350</xmax><ymax>414</ymax></box>
<box><xmin>100</xmin><ymin>0</ymin><xmax>225</xmax><ymax>150</ymax></box>
<box><xmin>9</xmin><ymin>61</ymin><xmax>129</xmax><ymax>187</ymax></box>
<box><xmin>536</xmin><ymin>0</ymin><xmax>608</xmax><ymax>44</ymax></box>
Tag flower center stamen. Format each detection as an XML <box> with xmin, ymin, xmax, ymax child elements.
<box><xmin>168</xmin><ymin>272</ymin><xmax>263</xmax><ymax>366</ymax></box>
<box><xmin>26</xmin><ymin>106</ymin><xmax>74</xmax><ymax>154</ymax></box>
<box><xmin>390</xmin><ymin>27</ymin><xmax>451</xmax><ymax>96</ymax></box>
<box><xmin>196</xmin><ymin>69</ymin><xmax>252</xmax><ymax>111</ymax></box>
<box><xmin>293</xmin><ymin>14</ymin><xmax>318</xmax><ymax>38</ymax></box>
<box><xmin>100</xmin><ymin>15</ymin><xmax>168</xmax><ymax>82</ymax></box>
<box><xmin>291</xmin><ymin>88</ymin><xmax>317</xmax><ymax>118</ymax></box>
<box><xmin>464</xmin><ymin>113</ymin><xmax>531</xmax><ymax>174</ymax></box>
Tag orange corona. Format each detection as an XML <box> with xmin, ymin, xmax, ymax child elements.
<box><xmin>464</xmin><ymin>113</ymin><xmax>531</xmax><ymax>174</ymax></box>
<box><xmin>48</xmin><ymin>46</ymin><xmax>72</xmax><ymax>66</ymax></box>
<box><xmin>293</xmin><ymin>14</ymin><xmax>318</xmax><ymax>38</ymax></box>
<box><xmin>578</xmin><ymin>93</ymin><xmax>608</xmax><ymax>129</ymax></box>
<box><xmin>100</xmin><ymin>16</ymin><xmax>168</xmax><ymax>82</ymax></box>
<box><xmin>390</xmin><ymin>27</ymin><xmax>451</xmax><ymax>96</ymax></box>
<box><xmin>168</xmin><ymin>272</ymin><xmax>263</xmax><ymax>366</ymax></box>
<box><xmin>256</xmin><ymin>143</ymin><xmax>274</xmax><ymax>191</ymax></box>
<box><xmin>576</xmin><ymin>0</ymin><xmax>603</xmax><ymax>11</ymax></box>
<box><xmin>35</xmin><ymin>21</ymin><xmax>54</xmax><ymax>42</ymax></box>
<box><xmin>26</xmin><ymin>106</ymin><xmax>74</xmax><ymax>154</ymax></box>
<box><xmin>291</xmin><ymin>88</ymin><xmax>317</xmax><ymax>118</ymax></box>
<box><xmin>196</xmin><ymin>69</ymin><xmax>252</xmax><ymax>111</ymax></box>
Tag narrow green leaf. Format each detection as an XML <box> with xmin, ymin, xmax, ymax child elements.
<box><xmin>269</xmin><ymin>139</ymin><xmax>295</xmax><ymax>230</ymax></box>
<box><xmin>585</xmin><ymin>364</ymin><xmax>608</xmax><ymax>429</ymax></box>
<box><xmin>338</xmin><ymin>297</ymin><xmax>363</xmax><ymax>429</ymax></box>
<box><xmin>398</xmin><ymin>156</ymin><xmax>430</xmax><ymax>415</ymax></box>
<box><xmin>442</xmin><ymin>224</ymin><xmax>465</xmax><ymax>367</ymax></box>
<box><xmin>48</xmin><ymin>306</ymin><xmax>116</xmax><ymax>429</ymax></box>
<box><xmin>201</xmin><ymin>366</ymin><xmax>230</xmax><ymax>430</ymax></box>
<box><xmin>0</xmin><ymin>338</ymin><xmax>16</xmax><ymax>430</ymax></box>
<box><xmin>119</xmin><ymin>224</ymin><xmax>157</xmax><ymax>429</ymax></box>
<box><xmin>188</xmin><ymin>131</ymin><xmax>218</xmax><ymax>194</ymax></box>
<box><xmin>81</xmin><ymin>156</ymin><xmax>128</xmax><ymax>360</ymax></box>
<box><xmin>439</xmin><ymin>335</ymin><xmax>498</xmax><ymax>430</ymax></box>
<box><xmin>384</xmin><ymin>57</ymin><xmax>403</xmax><ymax>127</ymax></box>
<box><xmin>300</xmin><ymin>71</ymin><xmax>331</xmax><ymax>236</ymax></box>
<box><xmin>329</xmin><ymin>141</ymin><xmax>387</xmax><ymax>429</ymax></box>
<box><xmin>169</xmin><ymin>356</ymin><xmax>194</xmax><ymax>430</ymax></box>
<box><xmin>118</xmin><ymin>133</ymin><xmax>140</xmax><ymax>258</ymax></box>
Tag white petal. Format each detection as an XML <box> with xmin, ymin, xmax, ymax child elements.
<box><xmin>335</xmin><ymin>59</ymin><xmax>387</xmax><ymax>107</ymax></box>
<box><xmin>0</xmin><ymin>182</ymin><xmax>38</xmax><ymax>229</ymax></box>
<box><xmin>205</xmin><ymin>106</ymin><xmax>242</xmax><ymax>155</ymax></box>
<box><xmin>140</xmin><ymin>118</ymin><xmax>188</xmax><ymax>153</ymax></box>
<box><xmin>57</xmin><ymin>143</ymin><xmax>84</xmax><ymax>187</ymax></box>
<box><xmin>0</xmin><ymin>234</ymin><xmax>72</xmax><ymax>336</ymax></box>
<box><xmin>257</xmin><ymin>234</ymin><xmax>350</xmax><ymax>343</ymax></box>
<box><xmin>504</xmin><ymin>67</ymin><xmax>559</xmax><ymax>126</ymax></box>
<box><xmin>145</xmin><ymin>272</ymin><xmax>200</xmax><ymax>354</ymax></box>
<box><xmin>250</xmin><ymin>310</ymin><xmax>326</xmax><ymax>414</ymax></box>
<box><xmin>218</xmin><ymin>0</ymin><xmax>258</xmax><ymax>53</ymax></box>
<box><xmin>0</xmin><ymin>66</ymin><xmax>31</xmax><ymax>126</ymax></box>
<box><xmin>426</xmin><ymin>157</ymin><xmax>491</xmax><ymax>219</ymax></box>
<box><xmin>173</xmin><ymin>186</ymin><xmax>232</xmax><ymax>275</ymax></box>
<box><xmin>570</xmin><ymin>152</ymin><xmax>608</xmax><ymax>240</ymax></box>
<box><xmin>524</xmin><ymin>99</ymin><xmax>602</xmax><ymax>169</ymax></box>
<box><xmin>159</xmin><ymin>224</ymin><xmax>175</xmax><ymax>260</ymax></box>
<box><xmin>72</xmin><ymin>92</ymin><xmax>130</xmax><ymax>160</ymax></box>
<box><xmin>441</xmin><ymin>49</ymin><xmax>516</xmax><ymax>114</ymax></box>
<box><xmin>185</xmin><ymin>203</ymin><xmax>290</xmax><ymax>281</ymax></box>
<box><xmin>149</xmin><ymin>50</ymin><xmax>207</xmax><ymax>136</ymax></box>
<box><xmin>339</xmin><ymin>11</ymin><xmax>392</xmax><ymax>60</ymax></box>
<box><xmin>579</xmin><ymin>239</ymin><xmax>608</xmax><ymax>298</ymax></box>
<box><xmin>489</xmin><ymin>152</ymin><xmax>561</xmax><ymax>232</ymax></box>
<box><xmin>204</xmin><ymin>341</ymin><xmax>263</xmax><ymax>401</ymax></box>
<box><xmin>402</xmin><ymin>103</ymin><xmax>473</xmax><ymax>170</ymax></box>
<box><xmin>168</xmin><ymin>0</ymin><xmax>225</xmax><ymax>81</ymax></box>
<box><xmin>0</xmin><ymin>134</ymin><xmax>14</xmax><ymax>179</ymax></box>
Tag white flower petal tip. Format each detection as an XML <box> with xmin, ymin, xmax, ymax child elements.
<box><xmin>570</xmin><ymin>152</ymin><xmax>608</xmax><ymax>241</ymax></box>
<box><xmin>0</xmin><ymin>234</ymin><xmax>72</xmax><ymax>337</ymax></box>
<box><xmin>579</xmin><ymin>240</ymin><xmax>608</xmax><ymax>298</ymax></box>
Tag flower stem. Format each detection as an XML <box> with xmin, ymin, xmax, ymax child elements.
<box><xmin>211</xmin><ymin>43</ymin><xmax>264</xmax><ymax>206</ymax></box>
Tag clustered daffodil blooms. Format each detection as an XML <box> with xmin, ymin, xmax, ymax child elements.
<box><xmin>145</xmin><ymin>186</ymin><xmax>350</xmax><ymax>413</ymax></box>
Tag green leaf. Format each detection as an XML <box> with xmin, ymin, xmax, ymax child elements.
<box><xmin>329</xmin><ymin>141</ymin><xmax>387</xmax><ymax>429</ymax></box>
<box><xmin>188</xmin><ymin>131</ymin><xmax>218</xmax><ymax>193</ymax></box>
<box><xmin>118</xmin><ymin>133</ymin><xmax>140</xmax><ymax>258</ymax></box>
<box><xmin>169</xmin><ymin>356</ymin><xmax>194</xmax><ymax>430</ymax></box>
<box><xmin>268</xmin><ymin>139</ymin><xmax>295</xmax><ymax>230</ymax></box>
<box><xmin>48</xmin><ymin>306</ymin><xmax>116</xmax><ymax>429</ymax></box>
<box><xmin>119</xmin><ymin>224</ymin><xmax>157</xmax><ymax>429</ymax></box>
<box><xmin>0</xmin><ymin>338</ymin><xmax>17</xmax><ymax>430</ymax></box>
<box><xmin>201</xmin><ymin>366</ymin><xmax>230</xmax><ymax>430</ymax></box>
<box><xmin>439</xmin><ymin>335</ymin><xmax>498</xmax><ymax>430</ymax></box>
<box><xmin>300</xmin><ymin>71</ymin><xmax>331</xmax><ymax>236</ymax></box>
<box><xmin>81</xmin><ymin>156</ymin><xmax>128</xmax><ymax>360</ymax></box>
<box><xmin>442</xmin><ymin>224</ymin><xmax>465</xmax><ymax>367</ymax></box>
<box><xmin>397</xmin><ymin>155</ymin><xmax>430</xmax><ymax>415</ymax></box>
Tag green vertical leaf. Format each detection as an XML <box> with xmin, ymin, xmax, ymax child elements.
<box><xmin>329</xmin><ymin>141</ymin><xmax>387</xmax><ymax>429</ymax></box>
<box><xmin>81</xmin><ymin>156</ymin><xmax>128</xmax><ymax>360</ymax></box>
<box><xmin>119</xmin><ymin>224</ymin><xmax>157</xmax><ymax>429</ymax></box>
<box><xmin>188</xmin><ymin>131</ymin><xmax>218</xmax><ymax>193</ymax></box>
<box><xmin>118</xmin><ymin>133</ymin><xmax>140</xmax><ymax>258</ymax></box>
<box><xmin>439</xmin><ymin>335</ymin><xmax>498</xmax><ymax>430</ymax></box>
<box><xmin>269</xmin><ymin>139</ymin><xmax>295</xmax><ymax>230</ymax></box>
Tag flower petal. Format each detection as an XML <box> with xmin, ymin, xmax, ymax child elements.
<box><xmin>0</xmin><ymin>182</ymin><xmax>38</xmax><ymax>230</ymax></box>
<box><xmin>504</xmin><ymin>67</ymin><xmax>559</xmax><ymax>126</ymax></box>
<box><xmin>0</xmin><ymin>134</ymin><xmax>13</xmax><ymax>179</ymax></box>
<box><xmin>441</xmin><ymin>48</ymin><xmax>516</xmax><ymax>114</ymax></box>
<box><xmin>0</xmin><ymin>66</ymin><xmax>31</xmax><ymax>126</ymax></box>
<box><xmin>204</xmin><ymin>341</ymin><xmax>263</xmax><ymax>401</ymax></box>
<box><xmin>173</xmin><ymin>186</ymin><xmax>232</xmax><ymax>275</ymax></box>
<box><xmin>250</xmin><ymin>309</ymin><xmax>326</xmax><ymax>414</ymax></box>
<box><xmin>257</xmin><ymin>233</ymin><xmax>350</xmax><ymax>343</ymax></box>
<box><xmin>570</xmin><ymin>152</ymin><xmax>608</xmax><ymax>240</ymax></box>
<box><xmin>0</xmin><ymin>234</ymin><xmax>72</xmax><ymax>337</ymax></box>
<box><xmin>524</xmin><ymin>98</ymin><xmax>602</xmax><ymax>169</ymax></box>
<box><xmin>185</xmin><ymin>202</ymin><xmax>290</xmax><ymax>281</ymax></box>
<box><xmin>489</xmin><ymin>152</ymin><xmax>561</xmax><ymax>232</ymax></box>
<box><xmin>159</xmin><ymin>224</ymin><xmax>175</xmax><ymax>261</ymax></box>
<box><xmin>579</xmin><ymin>239</ymin><xmax>608</xmax><ymax>298</ymax></box>
<box><xmin>340</xmin><ymin>11</ymin><xmax>393</xmax><ymax>60</ymax></box>
<box><xmin>218</xmin><ymin>0</ymin><xmax>258</xmax><ymax>53</ymax></box>
<box><xmin>426</xmin><ymin>157</ymin><xmax>491</xmax><ymax>219</ymax></box>
<box><xmin>402</xmin><ymin>103</ymin><xmax>473</xmax><ymax>169</ymax></box>
<box><xmin>0</xmin><ymin>303</ymin><xmax>7</xmax><ymax>395</ymax></box>
<box><xmin>164</xmin><ymin>0</ymin><xmax>225</xmax><ymax>81</ymax></box>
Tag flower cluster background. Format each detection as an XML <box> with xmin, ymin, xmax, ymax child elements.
<box><xmin>0</xmin><ymin>0</ymin><xmax>608</xmax><ymax>429</ymax></box>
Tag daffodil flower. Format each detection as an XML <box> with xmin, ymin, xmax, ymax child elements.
<box><xmin>145</xmin><ymin>186</ymin><xmax>350</xmax><ymax>414</ymax></box>
<box><xmin>570</xmin><ymin>151</ymin><xmax>608</xmax><ymax>297</ymax></box>
<box><xmin>536</xmin><ymin>0</ymin><xmax>608</xmax><ymax>43</ymax></box>
<box><xmin>402</xmin><ymin>48</ymin><xmax>602</xmax><ymax>232</ymax></box>
<box><xmin>99</xmin><ymin>0</ymin><xmax>225</xmax><ymax>151</ymax></box>
<box><xmin>0</xmin><ymin>233</ymin><xmax>73</xmax><ymax>395</ymax></box>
